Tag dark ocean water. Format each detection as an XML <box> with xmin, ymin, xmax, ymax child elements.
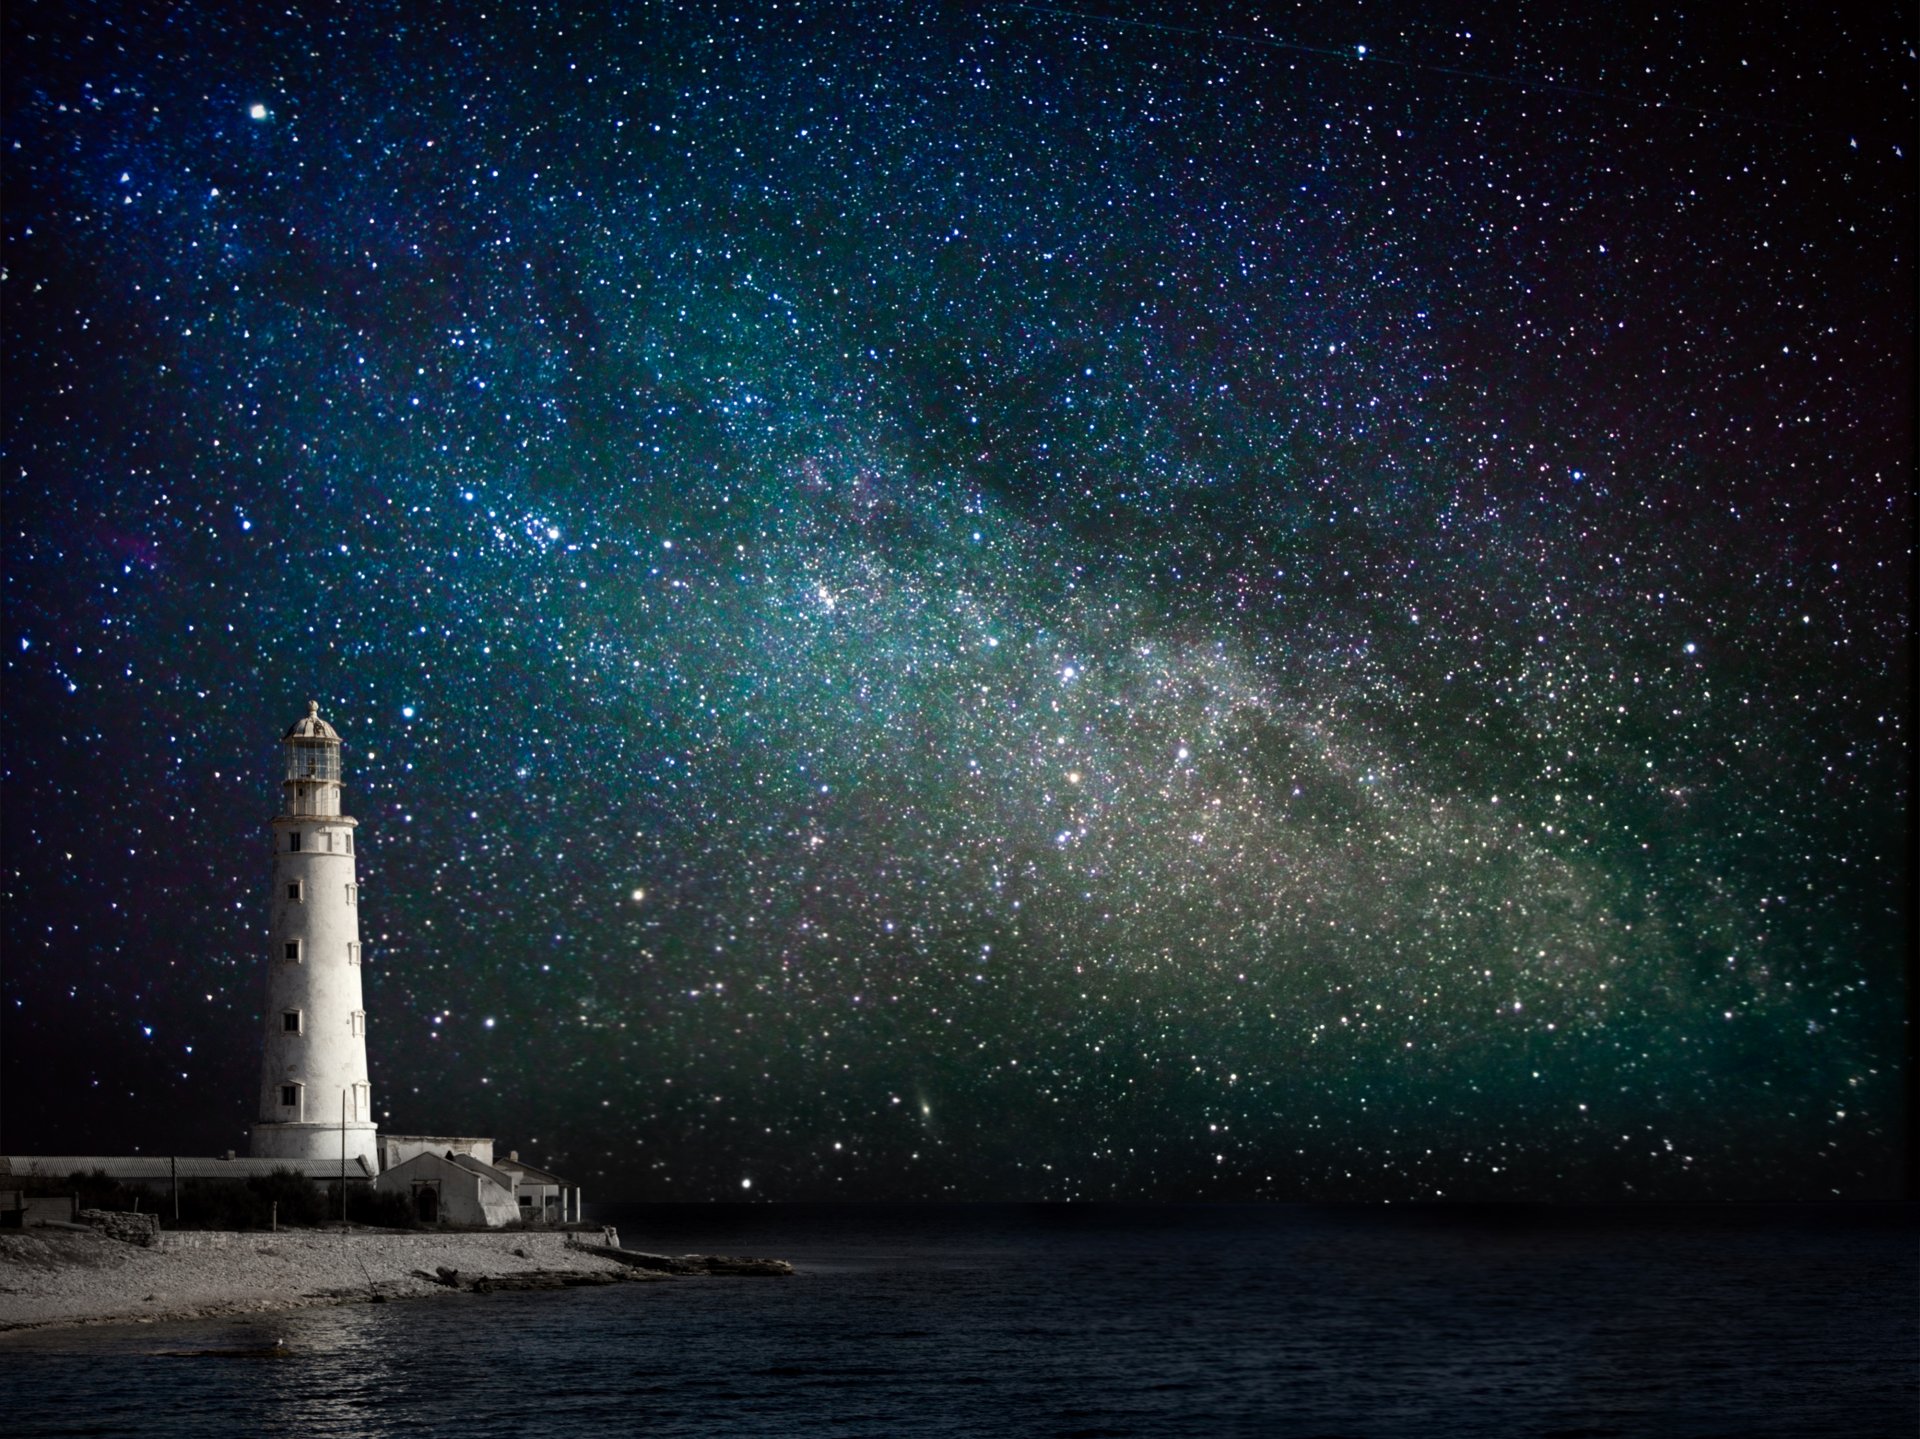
<box><xmin>2</xmin><ymin>1204</ymin><xmax>1913</xmax><ymax>1438</ymax></box>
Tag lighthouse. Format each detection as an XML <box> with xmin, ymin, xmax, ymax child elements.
<box><xmin>249</xmin><ymin>702</ymin><xmax>377</xmax><ymax>1172</ymax></box>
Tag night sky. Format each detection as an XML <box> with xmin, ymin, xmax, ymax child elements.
<box><xmin>2</xmin><ymin>2</ymin><xmax>1911</xmax><ymax>1202</ymax></box>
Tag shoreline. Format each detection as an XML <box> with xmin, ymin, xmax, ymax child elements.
<box><xmin>0</xmin><ymin>1225</ymin><xmax>786</xmax><ymax>1334</ymax></box>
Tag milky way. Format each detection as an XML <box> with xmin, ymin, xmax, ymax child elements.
<box><xmin>2</xmin><ymin>3</ymin><xmax>1910</xmax><ymax>1200</ymax></box>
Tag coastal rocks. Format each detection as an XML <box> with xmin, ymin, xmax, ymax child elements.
<box><xmin>679</xmin><ymin>1255</ymin><xmax>795</xmax><ymax>1277</ymax></box>
<box><xmin>157</xmin><ymin>1340</ymin><xmax>296</xmax><ymax>1359</ymax></box>
<box><xmin>468</xmin><ymin>1270</ymin><xmax>628</xmax><ymax>1293</ymax></box>
<box><xmin>571</xmin><ymin>1243</ymin><xmax>680</xmax><ymax>1273</ymax></box>
<box><xmin>406</xmin><ymin>1264</ymin><xmax>653</xmax><ymax>1294</ymax></box>
<box><xmin>568</xmin><ymin>1242</ymin><xmax>793</xmax><ymax>1277</ymax></box>
<box><xmin>77</xmin><ymin>1210</ymin><xmax>159</xmax><ymax>1247</ymax></box>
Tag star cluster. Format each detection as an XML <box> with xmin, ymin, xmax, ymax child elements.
<box><xmin>2</xmin><ymin>2</ymin><xmax>1910</xmax><ymax>1199</ymax></box>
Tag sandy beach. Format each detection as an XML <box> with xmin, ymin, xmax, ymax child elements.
<box><xmin>0</xmin><ymin>1226</ymin><xmax>665</xmax><ymax>1332</ymax></box>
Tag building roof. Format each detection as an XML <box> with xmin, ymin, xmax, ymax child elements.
<box><xmin>284</xmin><ymin>701</ymin><xmax>340</xmax><ymax>743</ymax></box>
<box><xmin>496</xmin><ymin>1157</ymin><xmax>568</xmax><ymax>1186</ymax></box>
<box><xmin>446</xmin><ymin>1152</ymin><xmax>515</xmax><ymax>1187</ymax></box>
<box><xmin>0</xmin><ymin>1155</ymin><xmax>375</xmax><ymax>1181</ymax></box>
<box><xmin>377</xmin><ymin>1150</ymin><xmax>513</xmax><ymax>1193</ymax></box>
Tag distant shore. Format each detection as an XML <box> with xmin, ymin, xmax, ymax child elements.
<box><xmin>0</xmin><ymin>1226</ymin><xmax>716</xmax><ymax>1332</ymax></box>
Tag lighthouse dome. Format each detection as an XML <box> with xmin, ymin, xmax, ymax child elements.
<box><xmin>284</xmin><ymin>701</ymin><xmax>340</xmax><ymax>742</ymax></box>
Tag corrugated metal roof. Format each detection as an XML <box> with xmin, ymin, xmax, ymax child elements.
<box><xmin>0</xmin><ymin>1155</ymin><xmax>375</xmax><ymax>1181</ymax></box>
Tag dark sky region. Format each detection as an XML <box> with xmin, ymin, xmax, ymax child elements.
<box><xmin>1</xmin><ymin>2</ymin><xmax>1911</xmax><ymax>1203</ymax></box>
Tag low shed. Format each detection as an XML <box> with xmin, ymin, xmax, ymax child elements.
<box><xmin>372</xmin><ymin>1150</ymin><xmax>520</xmax><ymax>1226</ymax></box>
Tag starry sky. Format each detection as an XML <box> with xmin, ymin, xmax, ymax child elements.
<box><xmin>2</xmin><ymin>2</ymin><xmax>1912</xmax><ymax>1202</ymax></box>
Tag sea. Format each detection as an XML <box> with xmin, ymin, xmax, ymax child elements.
<box><xmin>3</xmin><ymin>1203</ymin><xmax>1913</xmax><ymax>1438</ymax></box>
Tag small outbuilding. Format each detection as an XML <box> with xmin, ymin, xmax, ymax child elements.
<box><xmin>372</xmin><ymin>1136</ymin><xmax>582</xmax><ymax>1226</ymax></box>
<box><xmin>495</xmin><ymin>1151</ymin><xmax>577</xmax><ymax>1224</ymax></box>
<box><xmin>373</xmin><ymin>1150</ymin><xmax>520</xmax><ymax>1227</ymax></box>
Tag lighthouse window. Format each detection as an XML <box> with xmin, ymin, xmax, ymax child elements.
<box><xmin>289</xmin><ymin>831</ymin><xmax>301</xmax><ymax>853</ymax></box>
<box><xmin>284</xmin><ymin>940</ymin><xmax>301</xmax><ymax>963</ymax></box>
<box><xmin>283</xmin><ymin>1010</ymin><xmax>302</xmax><ymax>1033</ymax></box>
<box><xmin>346</xmin><ymin>833</ymin><xmax>353</xmax><ymax>853</ymax></box>
<box><xmin>286</xmin><ymin>882</ymin><xmax>303</xmax><ymax>902</ymax></box>
<box><xmin>286</xmin><ymin>745</ymin><xmax>339</xmax><ymax>783</ymax></box>
<box><xmin>346</xmin><ymin>884</ymin><xmax>357</xmax><ymax>905</ymax></box>
<box><xmin>326</xmin><ymin>832</ymin><xmax>334</xmax><ymax>853</ymax></box>
<box><xmin>348</xmin><ymin>942</ymin><xmax>362</xmax><ymax>966</ymax></box>
<box><xmin>351</xmin><ymin>1010</ymin><xmax>366</xmax><ymax>1037</ymax></box>
<box><xmin>279</xmin><ymin>1085</ymin><xmax>299</xmax><ymax>1108</ymax></box>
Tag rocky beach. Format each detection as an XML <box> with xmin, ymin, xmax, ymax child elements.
<box><xmin>0</xmin><ymin>1225</ymin><xmax>790</xmax><ymax>1332</ymax></box>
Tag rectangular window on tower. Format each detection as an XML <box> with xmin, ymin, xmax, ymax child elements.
<box><xmin>289</xmin><ymin>831</ymin><xmax>301</xmax><ymax>852</ymax></box>
<box><xmin>351</xmin><ymin>1010</ymin><xmax>366</xmax><ymax>1037</ymax></box>
<box><xmin>326</xmin><ymin>832</ymin><xmax>334</xmax><ymax>852</ymax></box>
<box><xmin>348</xmin><ymin>942</ymin><xmax>362</xmax><ymax>966</ymax></box>
<box><xmin>353</xmin><ymin>1083</ymin><xmax>370</xmax><ymax>1119</ymax></box>
<box><xmin>284</xmin><ymin>940</ymin><xmax>301</xmax><ymax>963</ymax></box>
<box><xmin>283</xmin><ymin>1010</ymin><xmax>302</xmax><ymax>1034</ymax></box>
<box><xmin>280</xmin><ymin>1084</ymin><xmax>299</xmax><ymax>1109</ymax></box>
<box><xmin>286</xmin><ymin>882</ymin><xmax>303</xmax><ymax>903</ymax></box>
<box><xmin>345</xmin><ymin>883</ymin><xmax>356</xmax><ymax>905</ymax></box>
<box><xmin>346</xmin><ymin>833</ymin><xmax>353</xmax><ymax>853</ymax></box>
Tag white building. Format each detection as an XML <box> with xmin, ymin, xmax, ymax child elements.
<box><xmin>373</xmin><ymin>1150</ymin><xmax>521</xmax><ymax>1226</ymax></box>
<box><xmin>249</xmin><ymin>703</ymin><xmax>378</xmax><ymax>1173</ymax></box>
<box><xmin>373</xmin><ymin>1137</ymin><xmax>584</xmax><ymax>1226</ymax></box>
<box><xmin>496</xmin><ymin>1152</ymin><xmax>576</xmax><ymax>1224</ymax></box>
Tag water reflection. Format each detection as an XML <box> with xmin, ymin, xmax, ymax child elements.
<box><xmin>249</xmin><ymin>1303</ymin><xmax>412</xmax><ymax>1439</ymax></box>
<box><xmin>2</xmin><ymin>1209</ymin><xmax>1913</xmax><ymax>1439</ymax></box>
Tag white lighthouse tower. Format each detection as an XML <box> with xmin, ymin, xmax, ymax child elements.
<box><xmin>249</xmin><ymin>702</ymin><xmax>377</xmax><ymax>1172</ymax></box>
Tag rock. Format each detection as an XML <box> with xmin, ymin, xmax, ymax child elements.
<box><xmin>681</xmin><ymin>1254</ymin><xmax>795</xmax><ymax>1277</ymax></box>
<box><xmin>158</xmin><ymin>1340</ymin><xmax>293</xmax><ymax>1359</ymax></box>
<box><xmin>469</xmin><ymin>1270</ymin><xmax>621</xmax><ymax>1293</ymax></box>
<box><xmin>564</xmin><ymin>1240</ymin><xmax>793</xmax><ymax>1277</ymax></box>
<box><xmin>77</xmin><ymin>1210</ymin><xmax>160</xmax><ymax>1247</ymax></box>
<box><xmin>569</xmin><ymin>1242</ymin><xmax>682</xmax><ymax>1273</ymax></box>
